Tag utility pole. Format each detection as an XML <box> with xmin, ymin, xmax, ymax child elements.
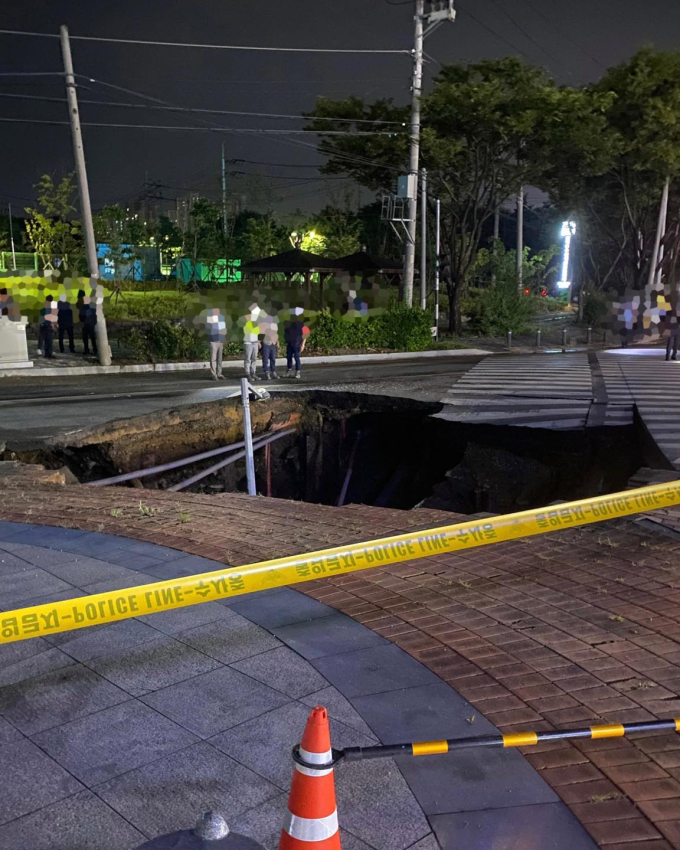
<box><xmin>420</xmin><ymin>168</ymin><xmax>427</xmax><ymax>309</ymax></box>
<box><xmin>221</xmin><ymin>141</ymin><xmax>228</xmax><ymax>238</ymax></box>
<box><xmin>434</xmin><ymin>197</ymin><xmax>441</xmax><ymax>340</ymax></box>
<box><xmin>492</xmin><ymin>203</ymin><xmax>500</xmax><ymax>285</ymax></box>
<box><xmin>60</xmin><ymin>24</ymin><xmax>111</xmax><ymax>366</ymax></box>
<box><xmin>8</xmin><ymin>203</ymin><xmax>17</xmax><ymax>270</ymax></box>
<box><xmin>516</xmin><ymin>186</ymin><xmax>524</xmax><ymax>290</ymax></box>
<box><xmin>647</xmin><ymin>177</ymin><xmax>670</xmax><ymax>292</ymax></box>
<box><xmin>403</xmin><ymin>0</ymin><xmax>425</xmax><ymax>307</ymax></box>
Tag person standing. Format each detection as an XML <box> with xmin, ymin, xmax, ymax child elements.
<box><xmin>38</xmin><ymin>295</ymin><xmax>57</xmax><ymax>359</ymax></box>
<box><xmin>261</xmin><ymin>313</ymin><xmax>279</xmax><ymax>380</ymax></box>
<box><xmin>243</xmin><ymin>306</ymin><xmax>260</xmax><ymax>381</ymax></box>
<box><xmin>207</xmin><ymin>307</ymin><xmax>226</xmax><ymax>380</ymax></box>
<box><xmin>57</xmin><ymin>293</ymin><xmax>76</xmax><ymax>353</ymax></box>
<box><xmin>667</xmin><ymin>315</ymin><xmax>679</xmax><ymax>362</ymax></box>
<box><xmin>80</xmin><ymin>296</ymin><xmax>98</xmax><ymax>357</ymax></box>
<box><xmin>284</xmin><ymin>307</ymin><xmax>307</xmax><ymax>379</ymax></box>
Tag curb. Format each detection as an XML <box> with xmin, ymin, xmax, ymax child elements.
<box><xmin>0</xmin><ymin>348</ymin><xmax>490</xmax><ymax>378</ymax></box>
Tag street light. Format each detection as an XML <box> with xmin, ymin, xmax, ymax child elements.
<box><xmin>557</xmin><ymin>220</ymin><xmax>576</xmax><ymax>290</ymax></box>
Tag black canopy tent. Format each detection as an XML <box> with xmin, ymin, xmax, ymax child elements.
<box><xmin>241</xmin><ymin>248</ymin><xmax>403</xmax><ymax>306</ymax></box>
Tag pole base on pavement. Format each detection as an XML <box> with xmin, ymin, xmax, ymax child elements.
<box><xmin>135</xmin><ymin>812</ymin><xmax>265</xmax><ymax>849</ymax></box>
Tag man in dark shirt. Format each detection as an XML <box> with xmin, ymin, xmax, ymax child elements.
<box><xmin>57</xmin><ymin>294</ymin><xmax>76</xmax><ymax>353</ymax></box>
<box><xmin>284</xmin><ymin>307</ymin><xmax>307</xmax><ymax>379</ymax></box>
<box><xmin>80</xmin><ymin>296</ymin><xmax>98</xmax><ymax>357</ymax></box>
<box><xmin>38</xmin><ymin>295</ymin><xmax>57</xmax><ymax>359</ymax></box>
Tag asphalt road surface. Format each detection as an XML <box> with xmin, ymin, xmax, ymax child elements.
<box><xmin>0</xmin><ymin>356</ymin><xmax>483</xmax><ymax>442</ymax></box>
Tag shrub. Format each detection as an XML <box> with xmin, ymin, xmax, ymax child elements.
<box><xmin>106</xmin><ymin>292</ymin><xmax>189</xmax><ymax>321</ymax></box>
<box><xmin>308</xmin><ymin>305</ymin><xmax>432</xmax><ymax>353</ymax></box>
<box><xmin>583</xmin><ymin>293</ymin><xmax>608</xmax><ymax>326</ymax></box>
<box><xmin>466</xmin><ymin>282</ymin><xmax>538</xmax><ymax>335</ymax></box>
<box><xmin>120</xmin><ymin>320</ymin><xmax>209</xmax><ymax>362</ymax></box>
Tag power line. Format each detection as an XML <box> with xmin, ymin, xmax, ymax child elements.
<box><xmin>0</xmin><ymin>29</ymin><xmax>409</xmax><ymax>55</ymax></box>
<box><xmin>0</xmin><ymin>116</ymin><xmax>399</xmax><ymax>135</ymax></box>
<box><xmin>0</xmin><ymin>71</ymin><xmax>63</xmax><ymax>77</ymax></box>
<box><xmin>0</xmin><ymin>91</ymin><xmax>405</xmax><ymax>125</ymax></box>
<box><xmin>484</xmin><ymin>0</ymin><xmax>575</xmax><ymax>77</ymax></box>
<box><xmin>455</xmin><ymin>2</ymin><xmax>536</xmax><ymax>62</ymax></box>
<box><xmin>514</xmin><ymin>0</ymin><xmax>606</xmax><ymax>71</ymax></box>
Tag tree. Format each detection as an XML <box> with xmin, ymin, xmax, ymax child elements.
<box><xmin>306</xmin><ymin>59</ymin><xmax>602</xmax><ymax>331</ymax></box>
<box><xmin>237</xmin><ymin>215</ymin><xmax>288</xmax><ymax>262</ymax></box>
<box><xmin>545</xmin><ymin>49</ymin><xmax>680</xmax><ymax>294</ymax></box>
<box><xmin>186</xmin><ymin>198</ymin><xmax>227</xmax><ymax>285</ymax></box>
<box><xmin>313</xmin><ymin>199</ymin><xmax>362</xmax><ymax>258</ymax></box>
<box><xmin>93</xmin><ymin>204</ymin><xmax>141</xmax><ymax>290</ymax></box>
<box><xmin>25</xmin><ymin>173</ymin><xmax>83</xmax><ymax>270</ymax></box>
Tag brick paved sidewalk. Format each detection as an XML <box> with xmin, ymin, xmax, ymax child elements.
<box><xmin>2</xmin><ymin>480</ymin><xmax>680</xmax><ymax>849</ymax></box>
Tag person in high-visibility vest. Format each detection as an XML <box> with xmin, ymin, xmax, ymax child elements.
<box><xmin>243</xmin><ymin>305</ymin><xmax>261</xmax><ymax>381</ymax></box>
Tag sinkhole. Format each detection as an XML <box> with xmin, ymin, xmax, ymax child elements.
<box><xmin>21</xmin><ymin>391</ymin><xmax>646</xmax><ymax>516</ymax></box>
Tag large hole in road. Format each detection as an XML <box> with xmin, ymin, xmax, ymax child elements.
<box><xmin>25</xmin><ymin>391</ymin><xmax>643</xmax><ymax>515</ymax></box>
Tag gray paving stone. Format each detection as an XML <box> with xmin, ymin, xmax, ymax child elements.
<box><xmin>87</xmin><ymin>635</ymin><xmax>221</xmax><ymax>696</ymax></box>
<box><xmin>99</xmin><ymin>549</ymin><xmax>167</xmax><ymax>571</ymax></box>
<box><xmin>397</xmin><ymin>745</ymin><xmax>557</xmax><ymax>816</ymax></box>
<box><xmin>337</xmin><ymin>759</ymin><xmax>431</xmax><ymax>850</ymax></box>
<box><xmin>230</xmin><ymin>588</ymin><xmax>334</xmax><ymax>629</ymax></box>
<box><xmin>217</xmin><ymin>586</ymin><xmax>287</xmax><ymax>607</ymax></box>
<box><xmin>84</xmin><ymin>573</ymin><xmax>157</xmax><ymax>594</ymax></box>
<box><xmin>300</xmin><ymin>686</ymin><xmax>377</xmax><ymax>739</ymax></box>
<box><xmin>5</xmin><ymin>587</ymin><xmax>87</xmax><ymax>611</ymax></box>
<box><xmin>2</xmin><ymin>544</ymin><xmax>85</xmax><ymax>567</ymax></box>
<box><xmin>0</xmin><ymin>522</ymin><xmax>33</xmax><ymax>539</ymax></box>
<box><xmin>405</xmin><ymin>834</ymin><xmax>440</xmax><ymax>850</ymax></box>
<box><xmin>56</xmin><ymin>619</ymin><xmax>161</xmax><ymax>662</ymax></box>
<box><xmin>211</xmin><ymin>701</ymin><xmax>374</xmax><ymax>790</ymax></box>
<box><xmin>430</xmin><ymin>802</ymin><xmax>597</xmax><ymax>849</ymax></box>
<box><xmin>312</xmin><ymin>645</ymin><xmax>441</xmax><ymax>697</ymax></box>
<box><xmin>228</xmin><ymin>793</ymin><xmax>289</xmax><ymax>850</ymax></box>
<box><xmin>55</xmin><ymin>533</ymin><xmax>133</xmax><ymax>556</ymax></box>
<box><xmin>34</xmin><ymin>700</ymin><xmax>198</xmax><ymax>785</ymax></box>
<box><xmin>0</xmin><ymin>738</ymin><xmax>83</xmax><ymax>826</ymax></box>
<box><xmin>123</xmin><ymin>541</ymin><xmax>186</xmax><ymax>561</ymax></box>
<box><xmin>0</xmin><ymin>646</ymin><xmax>75</xmax><ymax>687</ymax></box>
<box><xmin>0</xmin><ymin>551</ymin><xmax>33</xmax><ymax>577</ymax></box>
<box><xmin>142</xmin><ymin>553</ymin><xmax>224</xmax><ymax>579</ymax></box>
<box><xmin>0</xmin><ymin>789</ymin><xmax>144</xmax><ymax>850</ymax></box>
<box><xmin>0</xmin><ymin>664</ymin><xmax>128</xmax><ymax>735</ymax></box>
<box><xmin>42</xmin><ymin>557</ymin><xmax>143</xmax><ymax>588</ymax></box>
<box><xmin>350</xmin><ymin>682</ymin><xmax>496</xmax><ymax>741</ymax></box>
<box><xmin>0</xmin><ymin>568</ymin><xmax>75</xmax><ymax>606</ymax></box>
<box><xmin>231</xmin><ymin>647</ymin><xmax>328</xmax><ymax>698</ymax></box>
<box><xmin>230</xmin><ymin>795</ymin><xmax>373</xmax><ymax>850</ymax></box>
<box><xmin>137</xmin><ymin>600</ymin><xmax>236</xmax><ymax>635</ymax></box>
<box><xmin>176</xmin><ymin>616</ymin><xmax>281</xmax><ymax>665</ymax></box>
<box><xmin>141</xmin><ymin>666</ymin><xmax>289</xmax><ymax>738</ymax></box>
<box><xmin>0</xmin><ymin>635</ymin><xmax>56</xmax><ymax>670</ymax></box>
<box><xmin>273</xmin><ymin>613</ymin><xmax>388</xmax><ymax>660</ymax></box>
<box><xmin>96</xmin><ymin>741</ymin><xmax>279</xmax><ymax>838</ymax></box>
<box><xmin>0</xmin><ymin>717</ymin><xmax>22</xmax><ymax>747</ymax></box>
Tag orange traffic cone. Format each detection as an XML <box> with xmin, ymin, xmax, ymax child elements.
<box><xmin>280</xmin><ymin>706</ymin><xmax>341</xmax><ymax>849</ymax></box>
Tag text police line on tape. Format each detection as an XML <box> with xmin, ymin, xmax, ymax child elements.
<box><xmin>2</xmin><ymin>480</ymin><xmax>679</xmax><ymax>644</ymax></box>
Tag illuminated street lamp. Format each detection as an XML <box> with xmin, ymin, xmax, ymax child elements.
<box><xmin>557</xmin><ymin>220</ymin><xmax>576</xmax><ymax>290</ymax></box>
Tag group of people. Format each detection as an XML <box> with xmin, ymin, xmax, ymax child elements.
<box><xmin>37</xmin><ymin>291</ymin><xmax>98</xmax><ymax>359</ymax></box>
<box><xmin>207</xmin><ymin>305</ymin><xmax>309</xmax><ymax>382</ymax></box>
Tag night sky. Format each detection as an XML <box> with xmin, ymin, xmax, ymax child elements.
<box><xmin>2</xmin><ymin>0</ymin><xmax>679</xmax><ymax>216</ymax></box>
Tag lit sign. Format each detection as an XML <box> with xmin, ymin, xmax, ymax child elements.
<box><xmin>557</xmin><ymin>221</ymin><xmax>576</xmax><ymax>290</ymax></box>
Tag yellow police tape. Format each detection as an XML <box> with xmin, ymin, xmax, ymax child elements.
<box><xmin>2</xmin><ymin>479</ymin><xmax>680</xmax><ymax>645</ymax></box>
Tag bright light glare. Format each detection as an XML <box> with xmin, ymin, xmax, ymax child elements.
<box><xmin>557</xmin><ymin>220</ymin><xmax>576</xmax><ymax>289</ymax></box>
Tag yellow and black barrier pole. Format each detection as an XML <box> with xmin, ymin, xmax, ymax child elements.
<box><xmin>294</xmin><ymin>720</ymin><xmax>680</xmax><ymax>769</ymax></box>
<box><xmin>1</xmin><ymin>479</ymin><xmax>680</xmax><ymax>644</ymax></box>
